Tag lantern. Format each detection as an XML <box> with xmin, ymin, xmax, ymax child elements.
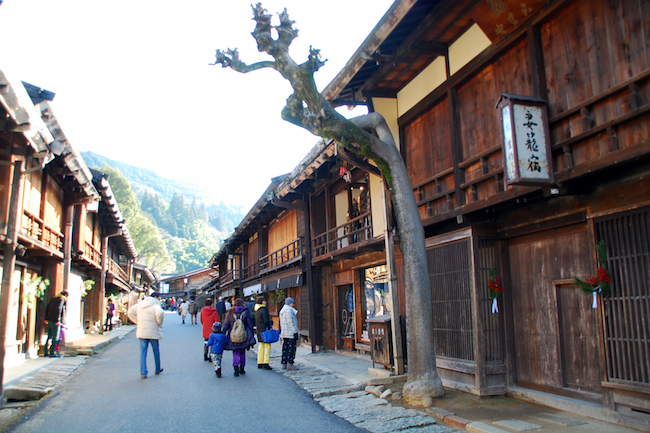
<box><xmin>496</xmin><ymin>94</ymin><xmax>554</xmax><ymax>186</ymax></box>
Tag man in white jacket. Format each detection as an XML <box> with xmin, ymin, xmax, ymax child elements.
<box><xmin>128</xmin><ymin>295</ymin><xmax>165</xmax><ymax>378</ymax></box>
<box><xmin>279</xmin><ymin>297</ymin><xmax>299</xmax><ymax>370</ymax></box>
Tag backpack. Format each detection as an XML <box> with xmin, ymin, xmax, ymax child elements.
<box><xmin>230</xmin><ymin>312</ymin><xmax>248</xmax><ymax>344</ymax></box>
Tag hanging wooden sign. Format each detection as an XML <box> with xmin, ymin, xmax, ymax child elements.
<box><xmin>496</xmin><ymin>94</ymin><xmax>554</xmax><ymax>186</ymax></box>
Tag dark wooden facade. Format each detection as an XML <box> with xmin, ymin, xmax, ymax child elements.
<box><xmin>206</xmin><ymin>0</ymin><xmax>649</xmax><ymax>428</ymax></box>
<box><xmin>1</xmin><ymin>73</ymin><xmax>140</xmax><ymax>365</ymax></box>
<box><xmin>322</xmin><ymin>0</ymin><xmax>650</xmax><ymax>429</ymax></box>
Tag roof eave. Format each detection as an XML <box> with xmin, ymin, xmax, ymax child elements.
<box><xmin>322</xmin><ymin>0</ymin><xmax>418</xmax><ymax>102</ymax></box>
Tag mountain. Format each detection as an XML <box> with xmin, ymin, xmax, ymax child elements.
<box><xmin>80</xmin><ymin>151</ymin><xmax>246</xmax><ymax>236</ymax></box>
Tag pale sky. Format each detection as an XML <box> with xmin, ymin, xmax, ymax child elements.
<box><xmin>0</xmin><ymin>0</ymin><xmax>394</xmax><ymax>209</ymax></box>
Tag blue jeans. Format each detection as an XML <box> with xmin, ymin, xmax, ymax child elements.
<box><xmin>139</xmin><ymin>338</ymin><xmax>161</xmax><ymax>377</ymax></box>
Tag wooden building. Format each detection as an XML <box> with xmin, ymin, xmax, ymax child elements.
<box><xmin>159</xmin><ymin>267</ymin><xmax>215</xmax><ymax>300</ymax></box>
<box><xmin>209</xmin><ymin>175</ymin><xmax>313</xmax><ymax>336</ymax></box>
<box><xmin>1</xmin><ymin>70</ymin><xmax>141</xmax><ymax>371</ymax></box>
<box><xmin>319</xmin><ymin>0</ymin><xmax>650</xmax><ymax>429</ymax></box>
<box><xmin>207</xmin><ymin>0</ymin><xmax>648</xmax><ymax>429</ymax></box>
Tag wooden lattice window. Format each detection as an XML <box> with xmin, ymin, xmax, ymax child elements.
<box><xmin>595</xmin><ymin>207</ymin><xmax>650</xmax><ymax>385</ymax></box>
<box><xmin>428</xmin><ymin>239</ymin><xmax>474</xmax><ymax>361</ymax></box>
<box><xmin>477</xmin><ymin>237</ymin><xmax>504</xmax><ymax>363</ymax></box>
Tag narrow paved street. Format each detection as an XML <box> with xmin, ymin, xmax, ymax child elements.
<box><xmin>7</xmin><ymin>311</ymin><xmax>367</xmax><ymax>433</ymax></box>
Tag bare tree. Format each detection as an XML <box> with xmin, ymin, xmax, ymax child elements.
<box><xmin>212</xmin><ymin>3</ymin><xmax>443</xmax><ymax>405</ymax></box>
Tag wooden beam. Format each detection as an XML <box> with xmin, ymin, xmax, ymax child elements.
<box><xmin>337</xmin><ymin>147</ymin><xmax>382</xmax><ymax>177</ymax></box>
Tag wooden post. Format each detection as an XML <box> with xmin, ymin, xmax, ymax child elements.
<box><xmin>304</xmin><ymin>192</ymin><xmax>318</xmax><ymax>353</ymax></box>
<box><xmin>382</xmin><ymin>178</ymin><xmax>405</xmax><ymax>375</ymax></box>
<box><xmin>0</xmin><ymin>160</ymin><xmax>25</xmax><ymax>399</ymax></box>
<box><xmin>62</xmin><ymin>204</ymin><xmax>74</xmax><ymax>293</ymax></box>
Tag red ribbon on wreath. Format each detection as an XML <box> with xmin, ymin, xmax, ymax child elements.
<box><xmin>573</xmin><ymin>241</ymin><xmax>611</xmax><ymax>309</ymax></box>
<box><xmin>488</xmin><ymin>268</ymin><xmax>503</xmax><ymax>313</ymax></box>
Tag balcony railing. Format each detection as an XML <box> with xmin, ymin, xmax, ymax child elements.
<box><xmin>218</xmin><ymin>269</ymin><xmax>239</xmax><ymax>286</ymax></box>
<box><xmin>260</xmin><ymin>238</ymin><xmax>302</xmax><ymax>273</ymax></box>
<box><xmin>108</xmin><ymin>258</ymin><xmax>129</xmax><ymax>282</ymax></box>
<box><xmin>81</xmin><ymin>241</ymin><xmax>101</xmax><ymax>267</ymax></box>
<box><xmin>239</xmin><ymin>238</ymin><xmax>304</xmax><ymax>282</ymax></box>
<box><xmin>241</xmin><ymin>261</ymin><xmax>259</xmax><ymax>281</ymax></box>
<box><xmin>312</xmin><ymin>211</ymin><xmax>372</xmax><ymax>259</ymax></box>
<box><xmin>21</xmin><ymin>209</ymin><xmax>64</xmax><ymax>252</ymax></box>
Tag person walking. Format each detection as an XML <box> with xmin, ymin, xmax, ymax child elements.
<box><xmin>254</xmin><ymin>296</ymin><xmax>273</xmax><ymax>370</ymax></box>
<box><xmin>279</xmin><ymin>297</ymin><xmax>299</xmax><ymax>370</ymax></box>
<box><xmin>215</xmin><ymin>296</ymin><xmax>226</xmax><ymax>324</ymax></box>
<box><xmin>223</xmin><ymin>298</ymin><xmax>256</xmax><ymax>377</ymax></box>
<box><xmin>200</xmin><ymin>299</ymin><xmax>219</xmax><ymax>361</ymax></box>
<box><xmin>179</xmin><ymin>299</ymin><xmax>189</xmax><ymax>324</ymax></box>
<box><xmin>207</xmin><ymin>322</ymin><xmax>227</xmax><ymax>378</ymax></box>
<box><xmin>44</xmin><ymin>290</ymin><xmax>67</xmax><ymax>358</ymax></box>
<box><xmin>105</xmin><ymin>298</ymin><xmax>116</xmax><ymax>331</ymax></box>
<box><xmin>127</xmin><ymin>294</ymin><xmax>164</xmax><ymax>379</ymax></box>
<box><xmin>188</xmin><ymin>298</ymin><xmax>198</xmax><ymax>324</ymax></box>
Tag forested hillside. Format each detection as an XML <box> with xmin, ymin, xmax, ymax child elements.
<box><xmin>81</xmin><ymin>152</ymin><xmax>247</xmax><ymax>274</ymax></box>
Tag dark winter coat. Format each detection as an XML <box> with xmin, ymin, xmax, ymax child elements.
<box><xmin>254</xmin><ymin>303</ymin><xmax>271</xmax><ymax>342</ymax></box>
<box><xmin>223</xmin><ymin>305</ymin><xmax>256</xmax><ymax>350</ymax></box>
<box><xmin>45</xmin><ymin>296</ymin><xmax>67</xmax><ymax>324</ymax></box>
<box><xmin>200</xmin><ymin>305</ymin><xmax>219</xmax><ymax>339</ymax></box>
<box><xmin>215</xmin><ymin>300</ymin><xmax>226</xmax><ymax>315</ymax></box>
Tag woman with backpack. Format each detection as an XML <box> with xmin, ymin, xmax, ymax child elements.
<box><xmin>222</xmin><ymin>298</ymin><xmax>256</xmax><ymax>377</ymax></box>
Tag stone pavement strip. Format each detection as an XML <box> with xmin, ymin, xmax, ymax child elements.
<box><xmin>3</xmin><ymin>357</ymin><xmax>87</xmax><ymax>402</ymax></box>
<box><xmin>274</xmin><ymin>360</ymin><xmax>455</xmax><ymax>433</ymax></box>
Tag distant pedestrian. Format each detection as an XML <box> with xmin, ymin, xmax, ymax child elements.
<box><xmin>223</xmin><ymin>298</ymin><xmax>256</xmax><ymax>377</ymax></box>
<box><xmin>200</xmin><ymin>299</ymin><xmax>220</xmax><ymax>361</ymax></box>
<box><xmin>105</xmin><ymin>298</ymin><xmax>116</xmax><ymax>331</ymax></box>
<box><xmin>215</xmin><ymin>296</ymin><xmax>227</xmax><ymax>324</ymax></box>
<box><xmin>188</xmin><ymin>298</ymin><xmax>199</xmax><ymax>324</ymax></box>
<box><xmin>224</xmin><ymin>298</ymin><xmax>232</xmax><ymax>312</ymax></box>
<box><xmin>279</xmin><ymin>297</ymin><xmax>299</xmax><ymax>370</ymax></box>
<box><xmin>128</xmin><ymin>294</ymin><xmax>164</xmax><ymax>379</ymax></box>
<box><xmin>44</xmin><ymin>290</ymin><xmax>68</xmax><ymax>358</ymax></box>
<box><xmin>247</xmin><ymin>297</ymin><xmax>255</xmax><ymax>315</ymax></box>
<box><xmin>254</xmin><ymin>296</ymin><xmax>273</xmax><ymax>370</ymax></box>
<box><xmin>207</xmin><ymin>322</ymin><xmax>227</xmax><ymax>378</ymax></box>
<box><xmin>179</xmin><ymin>299</ymin><xmax>189</xmax><ymax>324</ymax></box>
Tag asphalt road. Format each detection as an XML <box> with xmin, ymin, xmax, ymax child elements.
<box><xmin>8</xmin><ymin>311</ymin><xmax>367</xmax><ymax>433</ymax></box>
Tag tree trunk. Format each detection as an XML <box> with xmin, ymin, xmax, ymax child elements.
<box><xmin>212</xmin><ymin>4</ymin><xmax>444</xmax><ymax>404</ymax></box>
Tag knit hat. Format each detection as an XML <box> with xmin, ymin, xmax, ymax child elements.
<box><xmin>212</xmin><ymin>322</ymin><xmax>222</xmax><ymax>332</ymax></box>
<box><xmin>285</xmin><ymin>297</ymin><xmax>295</xmax><ymax>305</ymax></box>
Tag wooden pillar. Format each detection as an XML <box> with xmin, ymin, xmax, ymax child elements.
<box><xmin>0</xmin><ymin>159</ymin><xmax>25</xmax><ymax>398</ymax></box>
<box><xmin>382</xmin><ymin>178</ymin><xmax>405</xmax><ymax>375</ymax></box>
<box><xmin>99</xmin><ymin>233</ymin><xmax>109</xmax><ymax>333</ymax></box>
<box><xmin>303</xmin><ymin>192</ymin><xmax>318</xmax><ymax>353</ymax></box>
<box><xmin>62</xmin><ymin>204</ymin><xmax>74</xmax><ymax>292</ymax></box>
<box><xmin>449</xmin><ymin>87</ymin><xmax>465</xmax><ymax>207</ymax></box>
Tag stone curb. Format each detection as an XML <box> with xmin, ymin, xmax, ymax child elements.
<box><xmin>0</xmin><ymin>390</ymin><xmax>58</xmax><ymax>433</ymax></box>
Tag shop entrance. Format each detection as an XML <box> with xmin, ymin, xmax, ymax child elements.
<box><xmin>338</xmin><ymin>284</ymin><xmax>354</xmax><ymax>350</ymax></box>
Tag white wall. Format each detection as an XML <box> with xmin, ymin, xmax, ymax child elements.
<box><xmin>335</xmin><ymin>190</ymin><xmax>349</xmax><ymax>248</ymax></box>
<box><xmin>371</xmin><ymin>97</ymin><xmax>401</xmax><ymax>149</ymax></box>
<box><xmin>394</xmin><ymin>23</ymin><xmax>492</xmax><ymax>118</ymax></box>
<box><xmin>370</xmin><ymin>173</ymin><xmax>386</xmax><ymax>238</ymax></box>
<box><xmin>397</xmin><ymin>56</ymin><xmax>448</xmax><ymax>117</ymax></box>
<box><xmin>65</xmin><ymin>273</ymin><xmax>86</xmax><ymax>341</ymax></box>
<box><xmin>448</xmin><ymin>23</ymin><xmax>492</xmax><ymax>76</ymax></box>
